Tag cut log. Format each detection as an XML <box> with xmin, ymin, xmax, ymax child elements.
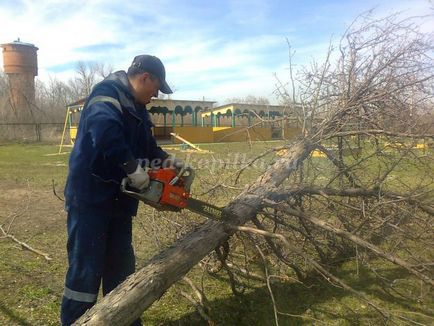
<box><xmin>75</xmin><ymin>140</ymin><xmax>312</xmax><ymax>325</ymax></box>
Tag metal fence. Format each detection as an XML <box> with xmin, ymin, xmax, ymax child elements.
<box><xmin>0</xmin><ymin>123</ymin><xmax>66</xmax><ymax>143</ymax></box>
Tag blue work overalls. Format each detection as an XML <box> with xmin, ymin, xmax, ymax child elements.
<box><xmin>61</xmin><ymin>71</ymin><xmax>168</xmax><ymax>325</ymax></box>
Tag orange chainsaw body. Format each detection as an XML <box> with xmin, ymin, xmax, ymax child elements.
<box><xmin>148</xmin><ymin>168</ymin><xmax>190</xmax><ymax>208</ymax></box>
<box><xmin>121</xmin><ymin>167</ymin><xmax>228</xmax><ymax>221</ymax></box>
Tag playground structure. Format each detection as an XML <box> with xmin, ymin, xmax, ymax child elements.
<box><xmin>59</xmin><ymin>99</ymin><xmax>83</xmax><ymax>153</ymax></box>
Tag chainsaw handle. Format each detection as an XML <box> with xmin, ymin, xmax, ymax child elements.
<box><xmin>120</xmin><ymin>177</ymin><xmax>142</xmax><ymax>195</ymax></box>
<box><xmin>184</xmin><ymin>166</ymin><xmax>195</xmax><ymax>191</ymax></box>
<box><xmin>169</xmin><ymin>166</ymin><xmax>195</xmax><ymax>191</ymax></box>
<box><xmin>120</xmin><ymin>177</ymin><xmax>128</xmax><ymax>190</ymax></box>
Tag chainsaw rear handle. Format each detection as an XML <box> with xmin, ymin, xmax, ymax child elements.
<box><xmin>120</xmin><ymin>176</ymin><xmax>138</xmax><ymax>195</ymax></box>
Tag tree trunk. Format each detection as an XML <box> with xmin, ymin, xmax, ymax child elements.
<box><xmin>75</xmin><ymin>140</ymin><xmax>312</xmax><ymax>325</ymax></box>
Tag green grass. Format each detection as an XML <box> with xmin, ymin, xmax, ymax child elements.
<box><xmin>0</xmin><ymin>141</ymin><xmax>432</xmax><ymax>325</ymax></box>
<box><xmin>0</xmin><ymin>143</ymin><xmax>69</xmax><ymax>187</ymax></box>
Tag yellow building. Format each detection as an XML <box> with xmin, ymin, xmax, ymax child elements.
<box><xmin>61</xmin><ymin>98</ymin><xmax>300</xmax><ymax>149</ymax></box>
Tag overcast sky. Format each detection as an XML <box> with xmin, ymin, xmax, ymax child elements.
<box><xmin>0</xmin><ymin>0</ymin><xmax>432</xmax><ymax>104</ymax></box>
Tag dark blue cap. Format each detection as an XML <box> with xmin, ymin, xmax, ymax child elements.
<box><xmin>130</xmin><ymin>55</ymin><xmax>172</xmax><ymax>94</ymax></box>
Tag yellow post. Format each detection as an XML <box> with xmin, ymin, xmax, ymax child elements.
<box><xmin>59</xmin><ymin>108</ymin><xmax>70</xmax><ymax>154</ymax></box>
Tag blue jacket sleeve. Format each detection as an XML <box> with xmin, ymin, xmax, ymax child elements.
<box><xmin>84</xmin><ymin>102</ymin><xmax>134</xmax><ymax>168</ymax></box>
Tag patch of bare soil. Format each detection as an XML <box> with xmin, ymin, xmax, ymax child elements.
<box><xmin>0</xmin><ymin>181</ymin><xmax>68</xmax><ymax>325</ymax></box>
<box><xmin>0</xmin><ymin>181</ymin><xmax>65</xmax><ymax>230</ymax></box>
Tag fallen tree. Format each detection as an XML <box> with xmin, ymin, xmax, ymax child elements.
<box><xmin>76</xmin><ymin>140</ymin><xmax>313</xmax><ymax>325</ymax></box>
<box><xmin>75</xmin><ymin>12</ymin><xmax>434</xmax><ymax>325</ymax></box>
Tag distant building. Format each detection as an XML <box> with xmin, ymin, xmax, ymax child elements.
<box><xmin>200</xmin><ymin>103</ymin><xmax>288</xmax><ymax>127</ymax></box>
<box><xmin>64</xmin><ymin>98</ymin><xmax>300</xmax><ymax>144</ymax></box>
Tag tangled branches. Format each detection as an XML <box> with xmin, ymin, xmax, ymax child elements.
<box><xmin>204</xmin><ymin>12</ymin><xmax>434</xmax><ymax>325</ymax></box>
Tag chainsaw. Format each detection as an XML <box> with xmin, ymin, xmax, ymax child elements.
<box><xmin>120</xmin><ymin>166</ymin><xmax>228</xmax><ymax>221</ymax></box>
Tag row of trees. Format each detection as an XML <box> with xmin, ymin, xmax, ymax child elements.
<box><xmin>0</xmin><ymin>60</ymin><xmax>271</xmax><ymax>125</ymax></box>
<box><xmin>0</xmin><ymin>61</ymin><xmax>112</xmax><ymax>123</ymax></box>
<box><xmin>225</xmin><ymin>95</ymin><xmax>270</xmax><ymax>105</ymax></box>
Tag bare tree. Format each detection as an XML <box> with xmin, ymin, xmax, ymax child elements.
<box><xmin>225</xmin><ymin>95</ymin><xmax>270</xmax><ymax>105</ymax></box>
<box><xmin>35</xmin><ymin>77</ymin><xmax>75</xmax><ymax>122</ymax></box>
<box><xmin>94</xmin><ymin>62</ymin><xmax>114</xmax><ymax>79</ymax></box>
<box><xmin>68</xmin><ymin>61</ymin><xmax>102</xmax><ymax>100</ymax></box>
<box><xmin>0</xmin><ymin>71</ymin><xmax>7</xmax><ymax>97</ymax></box>
<box><xmin>0</xmin><ymin>70</ymin><xmax>38</xmax><ymax>124</ymax></box>
<box><xmin>76</xmin><ymin>13</ymin><xmax>434</xmax><ymax>325</ymax></box>
<box><xmin>0</xmin><ymin>71</ymin><xmax>10</xmax><ymax>121</ymax></box>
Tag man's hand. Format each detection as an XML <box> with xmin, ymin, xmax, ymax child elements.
<box><xmin>127</xmin><ymin>165</ymin><xmax>150</xmax><ymax>191</ymax></box>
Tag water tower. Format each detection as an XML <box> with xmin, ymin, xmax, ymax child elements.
<box><xmin>1</xmin><ymin>39</ymin><xmax>38</xmax><ymax>115</ymax></box>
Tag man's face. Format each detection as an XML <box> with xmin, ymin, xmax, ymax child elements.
<box><xmin>135</xmin><ymin>72</ymin><xmax>160</xmax><ymax>105</ymax></box>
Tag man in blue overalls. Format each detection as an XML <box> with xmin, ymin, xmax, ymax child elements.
<box><xmin>61</xmin><ymin>55</ymin><xmax>177</xmax><ymax>325</ymax></box>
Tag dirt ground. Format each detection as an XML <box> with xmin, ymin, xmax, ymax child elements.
<box><xmin>1</xmin><ymin>182</ymin><xmax>66</xmax><ymax>239</ymax></box>
<box><xmin>0</xmin><ymin>179</ymin><xmax>66</xmax><ymax>325</ymax></box>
